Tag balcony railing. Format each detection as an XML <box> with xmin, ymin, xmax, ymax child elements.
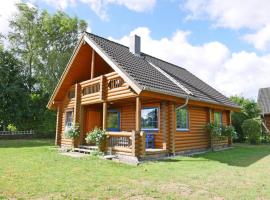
<box><xmin>79</xmin><ymin>72</ymin><xmax>135</xmax><ymax>105</ymax></box>
<box><xmin>106</xmin><ymin>131</ymin><xmax>146</xmax><ymax>157</ymax></box>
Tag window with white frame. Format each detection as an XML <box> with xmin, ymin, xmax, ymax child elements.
<box><xmin>65</xmin><ymin>111</ymin><xmax>73</xmax><ymax>128</ymax></box>
<box><xmin>176</xmin><ymin>107</ymin><xmax>189</xmax><ymax>131</ymax></box>
<box><xmin>141</xmin><ymin>107</ymin><xmax>159</xmax><ymax>130</ymax></box>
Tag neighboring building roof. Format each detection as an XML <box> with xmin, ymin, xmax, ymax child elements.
<box><xmin>85</xmin><ymin>32</ymin><xmax>239</xmax><ymax>108</ymax></box>
<box><xmin>258</xmin><ymin>87</ymin><xmax>270</xmax><ymax>114</ymax></box>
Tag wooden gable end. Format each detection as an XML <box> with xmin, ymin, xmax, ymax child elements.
<box><xmin>48</xmin><ymin>36</ymin><xmax>140</xmax><ymax>109</ymax></box>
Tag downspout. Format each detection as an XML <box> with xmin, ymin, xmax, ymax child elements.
<box><xmin>147</xmin><ymin>61</ymin><xmax>193</xmax><ymax>156</ymax></box>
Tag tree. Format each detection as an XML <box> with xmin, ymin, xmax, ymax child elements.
<box><xmin>8</xmin><ymin>3</ymin><xmax>39</xmax><ymax>92</ymax></box>
<box><xmin>0</xmin><ymin>50</ymin><xmax>28</xmax><ymax>130</ymax></box>
<box><xmin>8</xmin><ymin>3</ymin><xmax>87</xmax><ymax>94</ymax></box>
<box><xmin>36</xmin><ymin>10</ymin><xmax>87</xmax><ymax>94</ymax></box>
<box><xmin>5</xmin><ymin>3</ymin><xmax>87</xmax><ymax>134</ymax></box>
<box><xmin>230</xmin><ymin>95</ymin><xmax>261</xmax><ymax>142</ymax></box>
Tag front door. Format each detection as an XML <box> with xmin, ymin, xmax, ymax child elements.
<box><xmin>83</xmin><ymin>107</ymin><xmax>102</xmax><ymax>144</ymax></box>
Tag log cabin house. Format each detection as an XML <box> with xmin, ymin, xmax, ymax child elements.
<box><xmin>258</xmin><ymin>87</ymin><xmax>270</xmax><ymax>133</ymax></box>
<box><xmin>47</xmin><ymin>32</ymin><xmax>240</xmax><ymax>162</ymax></box>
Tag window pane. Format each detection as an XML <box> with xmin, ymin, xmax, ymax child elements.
<box><xmin>214</xmin><ymin>112</ymin><xmax>222</xmax><ymax>125</ymax></box>
<box><xmin>107</xmin><ymin>111</ymin><xmax>120</xmax><ymax>130</ymax></box>
<box><xmin>141</xmin><ymin>108</ymin><xmax>158</xmax><ymax>129</ymax></box>
<box><xmin>176</xmin><ymin>107</ymin><xmax>188</xmax><ymax>129</ymax></box>
<box><xmin>65</xmin><ymin>111</ymin><xmax>73</xmax><ymax>127</ymax></box>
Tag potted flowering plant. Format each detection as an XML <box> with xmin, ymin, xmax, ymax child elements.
<box><xmin>85</xmin><ymin>127</ymin><xmax>107</xmax><ymax>152</ymax></box>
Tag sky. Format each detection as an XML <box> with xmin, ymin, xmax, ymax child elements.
<box><xmin>1</xmin><ymin>0</ymin><xmax>270</xmax><ymax>100</ymax></box>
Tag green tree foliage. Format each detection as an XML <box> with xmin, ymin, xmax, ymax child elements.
<box><xmin>8</xmin><ymin>3</ymin><xmax>87</xmax><ymax>94</ymax></box>
<box><xmin>230</xmin><ymin>95</ymin><xmax>261</xmax><ymax>142</ymax></box>
<box><xmin>241</xmin><ymin>119</ymin><xmax>262</xmax><ymax>144</ymax></box>
<box><xmin>2</xmin><ymin>3</ymin><xmax>87</xmax><ymax>134</ymax></box>
<box><xmin>0</xmin><ymin>50</ymin><xmax>28</xmax><ymax>130</ymax></box>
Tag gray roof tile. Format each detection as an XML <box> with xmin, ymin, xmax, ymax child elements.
<box><xmin>86</xmin><ymin>32</ymin><xmax>239</xmax><ymax>108</ymax></box>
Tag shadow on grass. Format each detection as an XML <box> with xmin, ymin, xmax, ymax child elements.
<box><xmin>196</xmin><ymin>144</ymin><xmax>270</xmax><ymax>167</ymax></box>
<box><xmin>158</xmin><ymin>144</ymin><xmax>270</xmax><ymax>167</ymax></box>
<box><xmin>0</xmin><ymin>139</ymin><xmax>54</xmax><ymax>148</ymax></box>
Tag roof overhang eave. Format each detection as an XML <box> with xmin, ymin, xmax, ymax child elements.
<box><xmin>142</xmin><ymin>87</ymin><xmax>241</xmax><ymax>111</ymax></box>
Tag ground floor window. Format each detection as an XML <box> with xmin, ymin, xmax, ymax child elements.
<box><xmin>107</xmin><ymin>110</ymin><xmax>120</xmax><ymax>131</ymax></box>
<box><xmin>176</xmin><ymin>107</ymin><xmax>189</xmax><ymax>131</ymax></box>
<box><xmin>141</xmin><ymin>107</ymin><xmax>159</xmax><ymax>131</ymax></box>
<box><xmin>65</xmin><ymin>111</ymin><xmax>73</xmax><ymax>128</ymax></box>
<box><xmin>214</xmin><ymin>111</ymin><xmax>222</xmax><ymax>125</ymax></box>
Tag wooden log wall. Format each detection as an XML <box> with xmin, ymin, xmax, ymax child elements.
<box><xmin>59</xmin><ymin>85</ymin><xmax>75</xmax><ymax>147</ymax></box>
<box><xmin>265</xmin><ymin>114</ymin><xmax>270</xmax><ymax>131</ymax></box>
<box><xmin>174</xmin><ymin>106</ymin><xmax>210</xmax><ymax>152</ymax></box>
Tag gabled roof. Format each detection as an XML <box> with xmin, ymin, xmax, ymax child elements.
<box><xmin>258</xmin><ymin>87</ymin><xmax>270</xmax><ymax>114</ymax></box>
<box><xmin>85</xmin><ymin>32</ymin><xmax>239</xmax><ymax>109</ymax></box>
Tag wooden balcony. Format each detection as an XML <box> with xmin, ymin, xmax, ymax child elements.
<box><xmin>80</xmin><ymin>72</ymin><xmax>136</xmax><ymax>105</ymax></box>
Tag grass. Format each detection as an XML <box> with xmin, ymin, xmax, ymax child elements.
<box><xmin>1</xmin><ymin>140</ymin><xmax>270</xmax><ymax>199</ymax></box>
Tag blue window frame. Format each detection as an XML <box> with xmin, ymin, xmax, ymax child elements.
<box><xmin>176</xmin><ymin>107</ymin><xmax>189</xmax><ymax>131</ymax></box>
<box><xmin>141</xmin><ymin>107</ymin><xmax>159</xmax><ymax>131</ymax></box>
<box><xmin>107</xmin><ymin>109</ymin><xmax>120</xmax><ymax>131</ymax></box>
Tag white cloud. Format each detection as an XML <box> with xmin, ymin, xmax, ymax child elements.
<box><xmin>243</xmin><ymin>25</ymin><xmax>270</xmax><ymax>51</ymax></box>
<box><xmin>37</xmin><ymin>0</ymin><xmax>76</xmax><ymax>10</ymax></box>
<box><xmin>184</xmin><ymin>0</ymin><xmax>270</xmax><ymax>30</ymax></box>
<box><xmin>183</xmin><ymin>0</ymin><xmax>270</xmax><ymax>51</ymax></box>
<box><xmin>109</xmin><ymin>27</ymin><xmax>270</xmax><ymax>99</ymax></box>
<box><xmin>0</xmin><ymin>0</ymin><xmax>20</xmax><ymax>35</ymax></box>
<box><xmin>37</xmin><ymin>0</ymin><xmax>156</xmax><ymax>20</ymax></box>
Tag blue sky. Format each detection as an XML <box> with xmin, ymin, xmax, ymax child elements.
<box><xmin>1</xmin><ymin>0</ymin><xmax>270</xmax><ymax>99</ymax></box>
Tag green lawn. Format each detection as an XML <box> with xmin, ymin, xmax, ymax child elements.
<box><xmin>1</xmin><ymin>140</ymin><xmax>270</xmax><ymax>199</ymax></box>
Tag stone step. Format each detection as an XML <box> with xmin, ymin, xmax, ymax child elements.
<box><xmin>78</xmin><ymin>145</ymin><xmax>98</xmax><ymax>150</ymax></box>
<box><xmin>103</xmin><ymin>155</ymin><xmax>117</xmax><ymax>160</ymax></box>
<box><xmin>73</xmin><ymin>148</ymin><xmax>94</xmax><ymax>154</ymax></box>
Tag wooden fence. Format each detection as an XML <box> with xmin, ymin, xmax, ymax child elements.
<box><xmin>0</xmin><ymin>130</ymin><xmax>35</xmax><ymax>139</ymax></box>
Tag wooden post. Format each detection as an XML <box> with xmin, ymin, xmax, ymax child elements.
<box><xmin>100</xmin><ymin>75</ymin><xmax>105</xmax><ymax>101</ymax></box>
<box><xmin>161</xmin><ymin>102</ymin><xmax>168</xmax><ymax>150</ymax></box>
<box><xmin>73</xmin><ymin>83</ymin><xmax>81</xmax><ymax>147</ymax></box>
<box><xmin>135</xmin><ymin>97</ymin><xmax>141</xmax><ymax>132</ymax></box>
<box><xmin>168</xmin><ymin>103</ymin><xmax>176</xmax><ymax>155</ymax></box>
<box><xmin>135</xmin><ymin>97</ymin><xmax>141</xmax><ymax>157</ymax></box>
<box><xmin>140</xmin><ymin>131</ymin><xmax>146</xmax><ymax>157</ymax></box>
<box><xmin>131</xmin><ymin>131</ymin><xmax>136</xmax><ymax>157</ymax></box>
<box><xmin>55</xmin><ymin>105</ymin><xmax>62</xmax><ymax>146</ymax></box>
<box><xmin>102</xmin><ymin>101</ymin><xmax>107</xmax><ymax>131</ymax></box>
<box><xmin>209</xmin><ymin>108</ymin><xmax>213</xmax><ymax>151</ymax></box>
<box><xmin>228</xmin><ymin>110</ymin><xmax>232</xmax><ymax>146</ymax></box>
<box><xmin>91</xmin><ymin>49</ymin><xmax>95</xmax><ymax>79</ymax></box>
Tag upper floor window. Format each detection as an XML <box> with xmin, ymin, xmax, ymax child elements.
<box><xmin>141</xmin><ymin>107</ymin><xmax>158</xmax><ymax>130</ymax></box>
<box><xmin>107</xmin><ymin>110</ymin><xmax>120</xmax><ymax>131</ymax></box>
<box><xmin>68</xmin><ymin>90</ymin><xmax>75</xmax><ymax>99</ymax></box>
<box><xmin>176</xmin><ymin>107</ymin><xmax>189</xmax><ymax>131</ymax></box>
<box><xmin>214</xmin><ymin>111</ymin><xmax>222</xmax><ymax>126</ymax></box>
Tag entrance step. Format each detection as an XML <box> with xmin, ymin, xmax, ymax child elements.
<box><xmin>73</xmin><ymin>148</ymin><xmax>94</xmax><ymax>154</ymax></box>
<box><xmin>78</xmin><ymin>145</ymin><xmax>98</xmax><ymax>151</ymax></box>
<box><xmin>103</xmin><ymin>155</ymin><xmax>117</xmax><ymax>160</ymax></box>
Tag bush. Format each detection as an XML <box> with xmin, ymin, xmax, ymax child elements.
<box><xmin>205</xmin><ymin>122</ymin><xmax>224</xmax><ymax>139</ymax></box>
<box><xmin>7</xmin><ymin>124</ymin><xmax>17</xmax><ymax>132</ymax></box>
<box><xmin>64</xmin><ymin>123</ymin><xmax>80</xmax><ymax>139</ymax></box>
<box><xmin>231</xmin><ymin>112</ymin><xmax>248</xmax><ymax>142</ymax></box>
<box><xmin>241</xmin><ymin>119</ymin><xmax>262</xmax><ymax>144</ymax></box>
<box><xmin>222</xmin><ymin>125</ymin><xmax>237</xmax><ymax>138</ymax></box>
<box><xmin>85</xmin><ymin>128</ymin><xmax>106</xmax><ymax>151</ymax></box>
